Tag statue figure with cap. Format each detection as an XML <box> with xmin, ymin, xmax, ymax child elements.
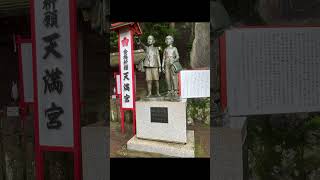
<box><xmin>136</xmin><ymin>35</ymin><xmax>162</xmax><ymax>97</ymax></box>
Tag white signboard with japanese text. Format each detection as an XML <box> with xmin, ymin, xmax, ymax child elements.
<box><xmin>21</xmin><ymin>42</ymin><xmax>34</xmax><ymax>103</ymax></box>
<box><xmin>34</xmin><ymin>0</ymin><xmax>74</xmax><ymax>147</ymax></box>
<box><xmin>225</xmin><ymin>27</ymin><xmax>320</xmax><ymax>115</ymax></box>
<box><xmin>116</xmin><ymin>74</ymin><xmax>121</xmax><ymax>95</ymax></box>
<box><xmin>119</xmin><ymin>28</ymin><xmax>134</xmax><ymax>109</ymax></box>
<box><xmin>7</xmin><ymin>106</ymin><xmax>19</xmax><ymax>117</ymax></box>
<box><xmin>180</xmin><ymin>70</ymin><xmax>210</xmax><ymax>98</ymax></box>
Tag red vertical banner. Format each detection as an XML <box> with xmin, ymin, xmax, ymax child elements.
<box><xmin>69</xmin><ymin>0</ymin><xmax>82</xmax><ymax>179</ymax></box>
<box><xmin>30</xmin><ymin>0</ymin><xmax>81</xmax><ymax>179</ymax></box>
<box><xmin>117</xmin><ymin>31</ymin><xmax>125</xmax><ymax>134</ymax></box>
<box><xmin>112</xmin><ymin>23</ymin><xmax>141</xmax><ymax>135</ymax></box>
<box><xmin>118</xmin><ymin>28</ymin><xmax>135</xmax><ymax>110</ymax></box>
<box><xmin>117</xmin><ymin>27</ymin><xmax>136</xmax><ymax>134</ymax></box>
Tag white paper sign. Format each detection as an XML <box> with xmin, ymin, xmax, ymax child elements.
<box><xmin>116</xmin><ymin>74</ymin><xmax>121</xmax><ymax>95</ymax></box>
<box><xmin>180</xmin><ymin>70</ymin><xmax>210</xmax><ymax>98</ymax></box>
<box><xmin>7</xmin><ymin>106</ymin><xmax>19</xmax><ymax>117</ymax></box>
<box><xmin>119</xmin><ymin>28</ymin><xmax>134</xmax><ymax>109</ymax></box>
<box><xmin>21</xmin><ymin>42</ymin><xmax>34</xmax><ymax>103</ymax></box>
<box><xmin>34</xmin><ymin>0</ymin><xmax>74</xmax><ymax>147</ymax></box>
<box><xmin>225</xmin><ymin>27</ymin><xmax>320</xmax><ymax>115</ymax></box>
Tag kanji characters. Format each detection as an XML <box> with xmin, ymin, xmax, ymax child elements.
<box><xmin>124</xmin><ymin>94</ymin><xmax>130</xmax><ymax>102</ymax></box>
<box><xmin>44</xmin><ymin>9</ymin><xmax>58</xmax><ymax>28</ymax></box>
<box><xmin>123</xmin><ymin>72</ymin><xmax>130</xmax><ymax>81</ymax></box>
<box><xmin>45</xmin><ymin>102</ymin><xmax>64</xmax><ymax>129</ymax></box>
<box><xmin>43</xmin><ymin>67</ymin><xmax>63</xmax><ymax>94</ymax></box>
<box><xmin>42</xmin><ymin>33</ymin><xmax>62</xmax><ymax>59</ymax></box>
<box><xmin>124</xmin><ymin>83</ymin><xmax>130</xmax><ymax>91</ymax></box>
<box><xmin>43</xmin><ymin>0</ymin><xmax>57</xmax><ymax>11</ymax></box>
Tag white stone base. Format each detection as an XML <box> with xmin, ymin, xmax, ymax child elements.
<box><xmin>136</xmin><ymin>100</ymin><xmax>187</xmax><ymax>143</ymax></box>
<box><xmin>127</xmin><ymin>130</ymin><xmax>195</xmax><ymax>158</ymax></box>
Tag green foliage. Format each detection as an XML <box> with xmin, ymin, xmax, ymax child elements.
<box><xmin>138</xmin><ymin>22</ymin><xmax>177</xmax><ymax>50</ymax></box>
<box><xmin>109</xmin><ymin>23</ymin><xmax>177</xmax><ymax>52</ymax></box>
<box><xmin>248</xmin><ymin>114</ymin><xmax>320</xmax><ymax>179</ymax></box>
<box><xmin>158</xmin><ymin>78</ymin><xmax>167</xmax><ymax>94</ymax></box>
<box><xmin>187</xmin><ymin>98</ymin><xmax>210</xmax><ymax>125</ymax></box>
<box><xmin>110</xmin><ymin>31</ymin><xmax>118</xmax><ymax>52</ymax></box>
<box><xmin>185</xmin><ymin>31</ymin><xmax>194</xmax><ymax>68</ymax></box>
<box><xmin>195</xmin><ymin>140</ymin><xmax>207</xmax><ymax>157</ymax></box>
<box><xmin>186</xmin><ymin>39</ymin><xmax>193</xmax><ymax>53</ymax></box>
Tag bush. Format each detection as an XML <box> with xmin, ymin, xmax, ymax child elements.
<box><xmin>187</xmin><ymin>98</ymin><xmax>210</xmax><ymax>125</ymax></box>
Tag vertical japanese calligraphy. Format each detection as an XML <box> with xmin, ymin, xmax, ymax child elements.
<box><xmin>45</xmin><ymin>102</ymin><xmax>64</xmax><ymax>129</ymax></box>
<box><xmin>41</xmin><ymin>0</ymin><xmax>64</xmax><ymax>130</ymax></box>
<box><xmin>34</xmin><ymin>0</ymin><xmax>75</xmax><ymax>147</ymax></box>
<box><xmin>42</xmin><ymin>33</ymin><xmax>62</xmax><ymax>59</ymax></box>
<box><xmin>180</xmin><ymin>70</ymin><xmax>210</xmax><ymax>98</ymax></box>
<box><xmin>43</xmin><ymin>67</ymin><xmax>63</xmax><ymax>94</ymax></box>
<box><xmin>43</xmin><ymin>0</ymin><xmax>58</xmax><ymax>28</ymax></box>
<box><xmin>119</xmin><ymin>29</ymin><xmax>134</xmax><ymax>109</ymax></box>
<box><xmin>225</xmin><ymin>27</ymin><xmax>320</xmax><ymax>116</ymax></box>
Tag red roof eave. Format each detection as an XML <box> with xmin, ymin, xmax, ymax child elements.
<box><xmin>110</xmin><ymin>22</ymin><xmax>134</xmax><ymax>31</ymax></box>
<box><xmin>110</xmin><ymin>22</ymin><xmax>142</xmax><ymax>35</ymax></box>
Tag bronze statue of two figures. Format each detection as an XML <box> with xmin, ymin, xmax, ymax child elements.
<box><xmin>137</xmin><ymin>35</ymin><xmax>183</xmax><ymax>99</ymax></box>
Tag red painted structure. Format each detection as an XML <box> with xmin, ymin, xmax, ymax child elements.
<box><xmin>111</xmin><ymin>22</ymin><xmax>142</xmax><ymax>135</ymax></box>
<box><xmin>30</xmin><ymin>0</ymin><xmax>81</xmax><ymax>179</ymax></box>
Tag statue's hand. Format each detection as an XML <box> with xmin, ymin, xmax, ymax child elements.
<box><xmin>158</xmin><ymin>67</ymin><xmax>162</xmax><ymax>73</ymax></box>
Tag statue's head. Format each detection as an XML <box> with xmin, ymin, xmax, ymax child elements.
<box><xmin>147</xmin><ymin>35</ymin><xmax>155</xmax><ymax>45</ymax></box>
<box><xmin>165</xmin><ymin>35</ymin><xmax>174</xmax><ymax>45</ymax></box>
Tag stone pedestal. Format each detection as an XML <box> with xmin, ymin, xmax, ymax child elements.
<box><xmin>211</xmin><ymin>117</ymin><xmax>248</xmax><ymax>180</ymax></box>
<box><xmin>136</xmin><ymin>99</ymin><xmax>187</xmax><ymax>143</ymax></box>
<box><xmin>127</xmin><ymin>130</ymin><xmax>195</xmax><ymax>158</ymax></box>
<box><xmin>81</xmin><ymin>122</ymin><xmax>109</xmax><ymax>180</ymax></box>
<box><xmin>128</xmin><ymin>99</ymin><xmax>195</xmax><ymax>157</ymax></box>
